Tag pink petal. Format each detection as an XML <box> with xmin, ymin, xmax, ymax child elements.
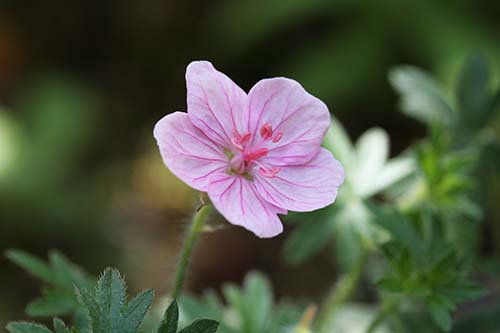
<box><xmin>254</xmin><ymin>148</ymin><xmax>344</xmax><ymax>212</ymax></box>
<box><xmin>186</xmin><ymin>61</ymin><xmax>247</xmax><ymax>147</ymax></box>
<box><xmin>207</xmin><ymin>173</ymin><xmax>285</xmax><ymax>238</ymax></box>
<box><xmin>154</xmin><ymin>112</ymin><xmax>227</xmax><ymax>191</ymax></box>
<box><xmin>245</xmin><ymin>78</ymin><xmax>330</xmax><ymax>165</ymax></box>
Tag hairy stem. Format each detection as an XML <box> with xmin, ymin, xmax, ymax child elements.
<box><xmin>171</xmin><ymin>203</ymin><xmax>211</xmax><ymax>299</ymax></box>
<box><xmin>315</xmin><ymin>251</ymin><xmax>368</xmax><ymax>333</ymax></box>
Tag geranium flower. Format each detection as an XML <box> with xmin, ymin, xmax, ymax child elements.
<box><xmin>154</xmin><ymin>61</ymin><xmax>344</xmax><ymax>237</ymax></box>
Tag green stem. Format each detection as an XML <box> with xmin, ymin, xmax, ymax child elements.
<box><xmin>315</xmin><ymin>251</ymin><xmax>368</xmax><ymax>333</ymax></box>
<box><xmin>171</xmin><ymin>204</ymin><xmax>211</xmax><ymax>299</ymax></box>
<box><xmin>366</xmin><ymin>296</ymin><xmax>399</xmax><ymax>333</ymax></box>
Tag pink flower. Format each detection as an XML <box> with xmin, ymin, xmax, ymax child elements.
<box><xmin>154</xmin><ymin>61</ymin><xmax>344</xmax><ymax>238</ymax></box>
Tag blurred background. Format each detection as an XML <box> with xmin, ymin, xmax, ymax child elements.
<box><xmin>1</xmin><ymin>0</ymin><xmax>499</xmax><ymax>329</ymax></box>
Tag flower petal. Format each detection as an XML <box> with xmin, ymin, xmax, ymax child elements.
<box><xmin>186</xmin><ymin>61</ymin><xmax>247</xmax><ymax>147</ymax></box>
<box><xmin>154</xmin><ymin>112</ymin><xmax>227</xmax><ymax>191</ymax></box>
<box><xmin>208</xmin><ymin>174</ymin><xmax>285</xmax><ymax>238</ymax></box>
<box><xmin>245</xmin><ymin>78</ymin><xmax>330</xmax><ymax>165</ymax></box>
<box><xmin>254</xmin><ymin>148</ymin><xmax>344</xmax><ymax>212</ymax></box>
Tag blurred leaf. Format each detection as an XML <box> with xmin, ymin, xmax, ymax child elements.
<box><xmin>6</xmin><ymin>322</ymin><xmax>53</xmax><ymax>333</ymax></box>
<box><xmin>223</xmin><ymin>272</ymin><xmax>272</xmax><ymax>333</ymax></box>
<box><xmin>26</xmin><ymin>290</ymin><xmax>76</xmax><ymax>317</ymax></box>
<box><xmin>283</xmin><ymin>214</ymin><xmax>334</xmax><ymax>265</ymax></box>
<box><xmin>179</xmin><ymin>272</ymin><xmax>301</xmax><ymax>333</ymax></box>
<box><xmin>457</xmin><ymin>53</ymin><xmax>492</xmax><ymax>132</ymax></box>
<box><xmin>6</xmin><ymin>250</ymin><xmax>55</xmax><ymax>285</ymax></box>
<box><xmin>6</xmin><ymin>249</ymin><xmax>95</xmax><ymax>320</ymax></box>
<box><xmin>178</xmin><ymin>319</ymin><xmax>218</xmax><ymax>333</ymax></box>
<box><xmin>323</xmin><ymin>116</ymin><xmax>354</xmax><ymax>168</ymax></box>
<box><xmin>429</xmin><ymin>299</ymin><xmax>452</xmax><ymax>331</ymax></box>
<box><xmin>52</xmin><ymin>319</ymin><xmax>71</xmax><ymax>333</ymax></box>
<box><xmin>389</xmin><ymin>66</ymin><xmax>454</xmax><ymax>126</ymax></box>
<box><xmin>333</xmin><ymin>220</ymin><xmax>364</xmax><ymax>272</ymax></box>
<box><xmin>360</xmin><ymin>157</ymin><xmax>414</xmax><ymax>197</ymax></box>
<box><xmin>353</xmin><ymin>128</ymin><xmax>389</xmax><ymax>192</ymax></box>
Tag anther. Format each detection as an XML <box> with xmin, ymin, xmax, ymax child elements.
<box><xmin>272</xmin><ymin>132</ymin><xmax>283</xmax><ymax>143</ymax></box>
<box><xmin>244</xmin><ymin>148</ymin><xmax>269</xmax><ymax>162</ymax></box>
<box><xmin>259</xmin><ymin>166</ymin><xmax>281</xmax><ymax>178</ymax></box>
<box><xmin>260</xmin><ymin>123</ymin><xmax>273</xmax><ymax>140</ymax></box>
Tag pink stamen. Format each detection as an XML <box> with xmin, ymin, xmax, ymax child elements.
<box><xmin>260</xmin><ymin>123</ymin><xmax>273</xmax><ymax>140</ymax></box>
<box><xmin>259</xmin><ymin>166</ymin><xmax>281</xmax><ymax>178</ymax></box>
<box><xmin>231</xmin><ymin>129</ymin><xmax>252</xmax><ymax>151</ymax></box>
<box><xmin>231</xmin><ymin>137</ymin><xmax>244</xmax><ymax>151</ymax></box>
<box><xmin>240</xmin><ymin>132</ymin><xmax>252</xmax><ymax>144</ymax></box>
<box><xmin>272</xmin><ymin>132</ymin><xmax>283</xmax><ymax>143</ymax></box>
<box><xmin>244</xmin><ymin>148</ymin><xmax>269</xmax><ymax>162</ymax></box>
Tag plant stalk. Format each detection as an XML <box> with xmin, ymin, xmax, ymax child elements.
<box><xmin>315</xmin><ymin>251</ymin><xmax>368</xmax><ymax>333</ymax></box>
<box><xmin>171</xmin><ymin>203</ymin><xmax>211</xmax><ymax>299</ymax></box>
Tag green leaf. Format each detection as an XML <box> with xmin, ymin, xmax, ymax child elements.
<box><xmin>26</xmin><ymin>290</ymin><xmax>76</xmax><ymax>317</ymax></box>
<box><xmin>6</xmin><ymin>250</ymin><xmax>55</xmax><ymax>284</ymax></box>
<box><xmin>323</xmin><ymin>116</ymin><xmax>354</xmax><ymax>168</ymax></box>
<box><xmin>283</xmin><ymin>217</ymin><xmax>334</xmax><ymax>265</ymax></box>
<box><xmin>77</xmin><ymin>268</ymin><xmax>153</xmax><ymax>333</ymax></box>
<box><xmin>377</xmin><ymin>277</ymin><xmax>404</xmax><ymax>292</ymax></box>
<box><xmin>6</xmin><ymin>322</ymin><xmax>52</xmax><ymax>333</ymax></box>
<box><xmin>48</xmin><ymin>250</ymin><xmax>93</xmax><ymax>289</ymax></box>
<box><xmin>52</xmin><ymin>319</ymin><xmax>70</xmax><ymax>333</ymax></box>
<box><xmin>158</xmin><ymin>300</ymin><xmax>179</xmax><ymax>333</ymax></box>
<box><xmin>457</xmin><ymin>53</ymin><xmax>492</xmax><ymax>131</ymax></box>
<box><xmin>96</xmin><ymin>268</ymin><xmax>127</xmax><ymax>332</ymax></box>
<box><xmin>429</xmin><ymin>299</ymin><xmax>452</xmax><ymax>331</ymax></box>
<box><xmin>354</xmin><ymin>128</ymin><xmax>389</xmax><ymax>188</ymax></box>
<box><xmin>360</xmin><ymin>157</ymin><xmax>414</xmax><ymax>197</ymax></box>
<box><xmin>389</xmin><ymin>66</ymin><xmax>454</xmax><ymax>126</ymax></box>
<box><xmin>178</xmin><ymin>319</ymin><xmax>219</xmax><ymax>333</ymax></box>
<box><xmin>223</xmin><ymin>272</ymin><xmax>272</xmax><ymax>333</ymax></box>
<box><xmin>123</xmin><ymin>289</ymin><xmax>154</xmax><ymax>330</ymax></box>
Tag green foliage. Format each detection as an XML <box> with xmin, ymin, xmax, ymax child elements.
<box><xmin>390</xmin><ymin>53</ymin><xmax>499</xmax><ymax>139</ymax></box>
<box><xmin>283</xmin><ymin>117</ymin><xmax>414</xmax><ymax>269</ymax></box>
<box><xmin>389</xmin><ymin>66</ymin><xmax>454</xmax><ymax>126</ymax></box>
<box><xmin>456</xmin><ymin>53</ymin><xmax>495</xmax><ymax>133</ymax></box>
<box><xmin>371</xmin><ymin>206</ymin><xmax>483</xmax><ymax>331</ymax></box>
<box><xmin>6</xmin><ymin>249</ymin><xmax>94</xmax><ymax>324</ymax></box>
<box><xmin>179</xmin><ymin>272</ymin><xmax>302</xmax><ymax>333</ymax></box>
<box><xmin>75</xmin><ymin>268</ymin><xmax>153</xmax><ymax>333</ymax></box>
<box><xmin>158</xmin><ymin>300</ymin><xmax>219</xmax><ymax>333</ymax></box>
<box><xmin>7</xmin><ymin>318</ymin><xmax>73</xmax><ymax>333</ymax></box>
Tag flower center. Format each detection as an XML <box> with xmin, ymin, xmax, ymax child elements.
<box><xmin>227</xmin><ymin>124</ymin><xmax>284</xmax><ymax>178</ymax></box>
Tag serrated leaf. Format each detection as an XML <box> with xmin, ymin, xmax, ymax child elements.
<box><xmin>76</xmin><ymin>286</ymin><xmax>102</xmax><ymax>332</ymax></box>
<box><xmin>6</xmin><ymin>250</ymin><xmax>55</xmax><ymax>284</ymax></box>
<box><xmin>6</xmin><ymin>322</ymin><xmax>52</xmax><ymax>333</ymax></box>
<box><xmin>52</xmin><ymin>318</ymin><xmax>70</xmax><ymax>333</ymax></box>
<box><xmin>77</xmin><ymin>267</ymin><xmax>153</xmax><ymax>333</ymax></box>
<box><xmin>96</xmin><ymin>268</ymin><xmax>127</xmax><ymax>332</ymax></box>
<box><xmin>389</xmin><ymin>66</ymin><xmax>454</xmax><ymax>126</ymax></box>
<box><xmin>178</xmin><ymin>319</ymin><xmax>219</xmax><ymax>333</ymax></box>
<box><xmin>158</xmin><ymin>300</ymin><xmax>179</xmax><ymax>333</ymax></box>
<box><xmin>123</xmin><ymin>289</ymin><xmax>154</xmax><ymax>330</ymax></box>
